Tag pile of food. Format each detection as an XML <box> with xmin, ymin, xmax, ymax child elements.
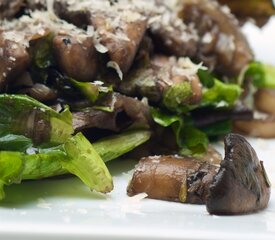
<box><xmin>0</xmin><ymin>0</ymin><xmax>273</xmax><ymax>215</ymax></box>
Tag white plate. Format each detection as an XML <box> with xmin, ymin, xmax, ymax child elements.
<box><xmin>1</xmin><ymin>16</ymin><xmax>275</xmax><ymax>240</ymax></box>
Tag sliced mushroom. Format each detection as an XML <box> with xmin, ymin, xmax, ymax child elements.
<box><xmin>179</xmin><ymin>0</ymin><xmax>254</xmax><ymax>77</ymax></box>
<box><xmin>53</xmin><ymin>35</ymin><xmax>98</xmax><ymax>82</ymax></box>
<box><xmin>207</xmin><ymin>133</ymin><xmax>271</xmax><ymax>215</ymax></box>
<box><xmin>148</xmin><ymin>3</ymin><xmax>198</xmax><ymax>58</ymax></box>
<box><xmin>90</xmin><ymin>11</ymin><xmax>147</xmax><ymax>74</ymax></box>
<box><xmin>54</xmin><ymin>0</ymin><xmax>148</xmax><ymax>75</ymax></box>
<box><xmin>0</xmin><ymin>0</ymin><xmax>24</xmax><ymax>20</ymax></box>
<box><xmin>0</xmin><ymin>36</ymin><xmax>30</xmax><ymax>91</ymax></box>
<box><xmin>218</xmin><ymin>0</ymin><xmax>275</xmax><ymax>27</ymax></box>
<box><xmin>127</xmin><ymin>155</ymin><xmax>219</xmax><ymax>204</ymax></box>
<box><xmin>19</xmin><ymin>83</ymin><xmax>58</xmax><ymax>102</ymax></box>
<box><xmin>118</xmin><ymin>55</ymin><xmax>202</xmax><ymax>105</ymax></box>
<box><xmin>233</xmin><ymin>115</ymin><xmax>275</xmax><ymax>138</ymax></box>
<box><xmin>72</xmin><ymin>93</ymin><xmax>152</xmax><ymax>133</ymax></box>
<box><xmin>254</xmin><ymin>88</ymin><xmax>275</xmax><ymax>115</ymax></box>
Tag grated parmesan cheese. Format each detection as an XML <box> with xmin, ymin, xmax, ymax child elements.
<box><xmin>107</xmin><ymin>61</ymin><xmax>123</xmax><ymax>80</ymax></box>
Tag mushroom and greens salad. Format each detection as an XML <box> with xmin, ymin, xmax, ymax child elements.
<box><xmin>0</xmin><ymin>0</ymin><xmax>273</xmax><ymax>214</ymax></box>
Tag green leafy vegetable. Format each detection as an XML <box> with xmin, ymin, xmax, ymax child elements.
<box><xmin>202</xmin><ymin>79</ymin><xmax>242</xmax><ymax>107</ymax></box>
<box><xmin>61</xmin><ymin>133</ymin><xmax>113</xmax><ymax>193</ymax></box>
<box><xmin>0</xmin><ymin>94</ymin><xmax>73</xmax><ymax>145</ymax></box>
<box><xmin>151</xmin><ymin>108</ymin><xmax>208</xmax><ymax>155</ymax></box>
<box><xmin>162</xmin><ymin>82</ymin><xmax>192</xmax><ymax>113</ymax></box>
<box><xmin>198</xmin><ymin>69</ymin><xmax>215</xmax><ymax>88</ymax></box>
<box><xmin>94</xmin><ymin>130</ymin><xmax>151</xmax><ymax>162</ymax></box>
<box><xmin>0</xmin><ymin>135</ymin><xmax>33</xmax><ymax>152</ymax></box>
<box><xmin>0</xmin><ymin>130</ymin><xmax>152</xmax><ymax>199</ymax></box>
<box><xmin>69</xmin><ymin>79</ymin><xmax>112</xmax><ymax>103</ymax></box>
<box><xmin>0</xmin><ymin>152</ymin><xmax>24</xmax><ymax>200</ymax></box>
<box><xmin>29</xmin><ymin>33</ymin><xmax>55</xmax><ymax>83</ymax></box>
<box><xmin>151</xmin><ymin>108</ymin><xmax>184</xmax><ymax>146</ymax></box>
<box><xmin>179</xmin><ymin>126</ymin><xmax>209</xmax><ymax>156</ymax></box>
<box><xmin>200</xmin><ymin>120</ymin><xmax>232</xmax><ymax>137</ymax></box>
<box><xmin>245</xmin><ymin>61</ymin><xmax>275</xmax><ymax>88</ymax></box>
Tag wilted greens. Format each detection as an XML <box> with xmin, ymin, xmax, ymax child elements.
<box><xmin>1</xmin><ymin>0</ymin><xmax>275</xmax><ymax>202</ymax></box>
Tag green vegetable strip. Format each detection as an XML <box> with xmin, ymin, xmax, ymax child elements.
<box><xmin>245</xmin><ymin>61</ymin><xmax>275</xmax><ymax>88</ymax></box>
<box><xmin>94</xmin><ymin>130</ymin><xmax>151</xmax><ymax>162</ymax></box>
<box><xmin>151</xmin><ymin>108</ymin><xmax>208</xmax><ymax>155</ymax></box>
<box><xmin>0</xmin><ymin>130</ymin><xmax>151</xmax><ymax>199</ymax></box>
<box><xmin>0</xmin><ymin>94</ymin><xmax>73</xmax><ymax>145</ymax></box>
<box><xmin>0</xmin><ymin>152</ymin><xmax>24</xmax><ymax>200</ymax></box>
<box><xmin>202</xmin><ymin>79</ymin><xmax>242</xmax><ymax>107</ymax></box>
<box><xmin>61</xmin><ymin>133</ymin><xmax>113</xmax><ymax>193</ymax></box>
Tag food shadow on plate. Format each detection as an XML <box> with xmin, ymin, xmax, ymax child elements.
<box><xmin>0</xmin><ymin>158</ymin><xmax>137</xmax><ymax>208</ymax></box>
<box><xmin>1</xmin><ymin>177</ymin><xmax>107</xmax><ymax>208</ymax></box>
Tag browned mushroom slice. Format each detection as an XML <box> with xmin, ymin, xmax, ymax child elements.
<box><xmin>119</xmin><ymin>55</ymin><xmax>202</xmax><ymax>106</ymax></box>
<box><xmin>54</xmin><ymin>0</ymin><xmax>148</xmax><ymax>75</ymax></box>
<box><xmin>53</xmin><ymin>0</ymin><xmax>90</xmax><ymax>29</ymax></box>
<box><xmin>53</xmin><ymin>35</ymin><xmax>98</xmax><ymax>82</ymax></box>
<box><xmin>91</xmin><ymin>11</ymin><xmax>147</xmax><ymax>75</ymax></box>
<box><xmin>25</xmin><ymin>0</ymin><xmax>46</xmax><ymax>11</ymax></box>
<box><xmin>254</xmin><ymin>88</ymin><xmax>275</xmax><ymax>115</ymax></box>
<box><xmin>0</xmin><ymin>0</ymin><xmax>24</xmax><ymax>20</ymax></box>
<box><xmin>19</xmin><ymin>83</ymin><xmax>58</xmax><ymax>102</ymax></box>
<box><xmin>127</xmin><ymin>155</ymin><xmax>219</xmax><ymax>204</ymax></box>
<box><xmin>206</xmin><ymin>133</ymin><xmax>271</xmax><ymax>215</ymax></box>
<box><xmin>148</xmin><ymin>4</ymin><xmax>198</xmax><ymax>58</ymax></box>
<box><xmin>179</xmin><ymin>0</ymin><xmax>253</xmax><ymax>77</ymax></box>
<box><xmin>72</xmin><ymin>93</ymin><xmax>152</xmax><ymax>132</ymax></box>
<box><xmin>0</xmin><ymin>35</ymin><xmax>30</xmax><ymax>91</ymax></box>
<box><xmin>233</xmin><ymin>115</ymin><xmax>275</xmax><ymax>138</ymax></box>
<box><xmin>218</xmin><ymin>0</ymin><xmax>275</xmax><ymax>27</ymax></box>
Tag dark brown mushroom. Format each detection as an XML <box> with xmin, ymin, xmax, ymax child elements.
<box><xmin>72</xmin><ymin>93</ymin><xmax>152</xmax><ymax>133</ymax></box>
<box><xmin>148</xmin><ymin>3</ymin><xmax>198</xmax><ymax>58</ymax></box>
<box><xmin>233</xmin><ymin>116</ymin><xmax>275</xmax><ymax>138</ymax></box>
<box><xmin>53</xmin><ymin>0</ymin><xmax>90</xmax><ymax>29</ymax></box>
<box><xmin>206</xmin><ymin>133</ymin><xmax>271</xmax><ymax>215</ymax></box>
<box><xmin>179</xmin><ymin>0</ymin><xmax>254</xmax><ymax>77</ymax></box>
<box><xmin>127</xmin><ymin>155</ymin><xmax>219</xmax><ymax>204</ymax></box>
<box><xmin>19</xmin><ymin>83</ymin><xmax>58</xmax><ymax>102</ymax></box>
<box><xmin>118</xmin><ymin>55</ymin><xmax>203</xmax><ymax>105</ymax></box>
<box><xmin>0</xmin><ymin>0</ymin><xmax>24</xmax><ymax>20</ymax></box>
<box><xmin>90</xmin><ymin>11</ymin><xmax>147</xmax><ymax>75</ymax></box>
<box><xmin>53</xmin><ymin>35</ymin><xmax>98</xmax><ymax>82</ymax></box>
<box><xmin>0</xmin><ymin>36</ymin><xmax>30</xmax><ymax>91</ymax></box>
<box><xmin>218</xmin><ymin>0</ymin><xmax>275</xmax><ymax>27</ymax></box>
<box><xmin>254</xmin><ymin>88</ymin><xmax>275</xmax><ymax>115</ymax></box>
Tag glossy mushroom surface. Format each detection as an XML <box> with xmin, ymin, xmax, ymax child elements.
<box><xmin>206</xmin><ymin>133</ymin><xmax>271</xmax><ymax>215</ymax></box>
<box><xmin>127</xmin><ymin>155</ymin><xmax>218</xmax><ymax>204</ymax></box>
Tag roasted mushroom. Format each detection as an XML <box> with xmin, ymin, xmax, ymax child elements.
<box><xmin>233</xmin><ymin>115</ymin><xmax>275</xmax><ymax>138</ymax></box>
<box><xmin>128</xmin><ymin>133</ymin><xmax>271</xmax><ymax>215</ymax></box>
<box><xmin>53</xmin><ymin>35</ymin><xmax>98</xmax><ymax>82</ymax></box>
<box><xmin>218</xmin><ymin>0</ymin><xmax>275</xmax><ymax>27</ymax></box>
<box><xmin>72</xmin><ymin>93</ymin><xmax>152</xmax><ymax>133</ymax></box>
<box><xmin>54</xmin><ymin>0</ymin><xmax>148</xmax><ymax>75</ymax></box>
<box><xmin>127</xmin><ymin>155</ymin><xmax>219</xmax><ymax>204</ymax></box>
<box><xmin>254</xmin><ymin>88</ymin><xmax>275</xmax><ymax>115</ymax></box>
<box><xmin>207</xmin><ymin>133</ymin><xmax>271</xmax><ymax>215</ymax></box>
<box><xmin>118</xmin><ymin>55</ymin><xmax>203</xmax><ymax>111</ymax></box>
<box><xmin>179</xmin><ymin>0</ymin><xmax>254</xmax><ymax>77</ymax></box>
<box><xmin>0</xmin><ymin>36</ymin><xmax>30</xmax><ymax>91</ymax></box>
<box><xmin>0</xmin><ymin>0</ymin><xmax>24</xmax><ymax>20</ymax></box>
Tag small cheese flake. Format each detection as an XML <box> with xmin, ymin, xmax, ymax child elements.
<box><xmin>107</xmin><ymin>61</ymin><xmax>123</xmax><ymax>80</ymax></box>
